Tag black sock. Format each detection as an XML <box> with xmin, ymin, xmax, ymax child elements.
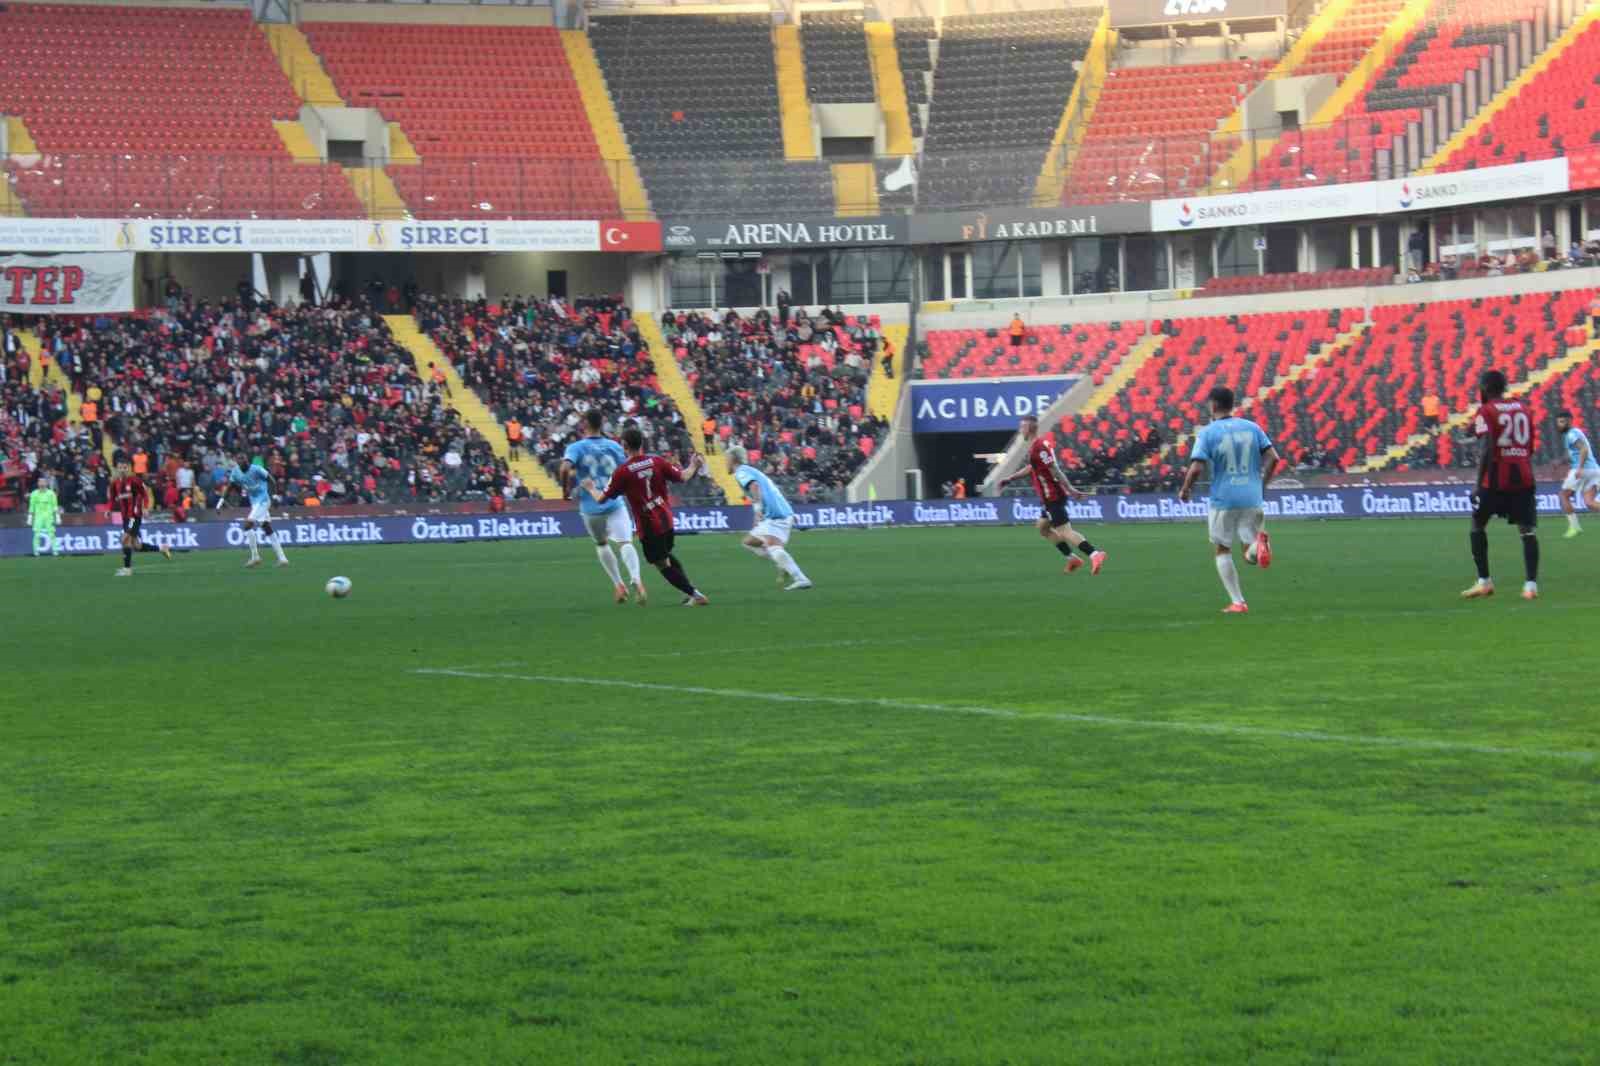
<box><xmin>1055</xmin><ymin>542</ymin><xmax>1073</xmax><ymax>557</ymax></box>
<box><xmin>1470</xmin><ymin>528</ymin><xmax>1490</xmax><ymax>580</ymax></box>
<box><xmin>1078</xmin><ymin>540</ymin><xmax>1099</xmax><ymax>557</ymax></box>
<box><xmin>140</xmin><ymin>543</ymin><xmax>160</xmax><ymax>553</ymax></box>
<box><xmin>1522</xmin><ymin>532</ymin><xmax>1539</xmax><ymax>582</ymax></box>
<box><xmin>122</xmin><ymin>547</ymin><xmax>132</xmax><ymax>568</ymax></box>
<box><xmin>660</xmin><ymin>557</ymin><xmax>696</xmax><ymax>597</ymax></box>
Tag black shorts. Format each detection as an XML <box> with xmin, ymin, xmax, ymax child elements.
<box><xmin>1042</xmin><ymin>498</ymin><xmax>1071</xmax><ymax>527</ymax></box>
<box><xmin>1472</xmin><ymin>489</ymin><xmax>1537</xmax><ymax>529</ymax></box>
<box><xmin>122</xmin><ymin>516</ymin><xmax>142</xmax><ymax>540</ymax></box>
<box><xmin>640</xmin><ymin>530</ymin><xmax>676</xmax><ymax>565</ymax></box>
<box><xmin>1009</xmin><ymin>334</ymin><xmax>1024</xmax><ymax>347</ymax></box>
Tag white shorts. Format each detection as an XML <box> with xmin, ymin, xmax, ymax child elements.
<box><xmin>584</xmin><ymin>507</ymin><xmax>635</xmax><ymax>544</ymax></box>
<box><xmin>1561</xmin><ymin>469</ymin><xmax>1600</xmax><ymax>496</ymax></box>
<box><xmin>247</xmin><ymin>500</ymin><xmax>271</xmax><ymax>524</ymax></box>
<box><xmin>1208</xmin><ymin>506</ymin><xmax>1263</xmax><ymax>548</ymax></box>
<box><xmin>751</xmin><ymin>516</ymin><xmax>794</xmax><ymax>545</ymax></box>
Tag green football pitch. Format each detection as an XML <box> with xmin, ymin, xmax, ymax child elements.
<box><xmin>3</xmin><ymin>520</ymin><xmax>1597</xmax><ymax>1065</ymax></box>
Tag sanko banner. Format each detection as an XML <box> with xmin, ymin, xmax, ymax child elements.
<box><xmin>0</xmin><ymin>252</ymin><xmax>133</xmax><ymax>314</ymax></box>
<box><xmin>0</xmin><ymin>218</ymin><xmax>652</xmax><ymax>253</ymax></box>
<box><xmin>1</xmin><ymin>485</ymin><xmax>1566</xmax><ymax>557</ymax></box>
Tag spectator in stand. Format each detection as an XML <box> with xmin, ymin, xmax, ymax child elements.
<box><xmin>1543</xmin><ymin>230</ymin><xmax>1558</xmax><ymax>261</ymax></box>
<box><xmin>506</xmin><ymin>415</ymin><xmax>523</xmax><ymax>459</ymax></box>
<box><xmin>1408</xmin><ymin>229</ymin><xmax>1427</xmax><ymax>272</ymax></box>
<box><xmin>1009</xmin><ymin>314</ymin><xmax>1026</xmax><ymax>348</ymax></box>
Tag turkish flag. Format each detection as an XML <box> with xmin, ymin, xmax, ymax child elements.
<box><xmin>600</xmin><ymin>221</ymin><xmax>663</xmax><ymax>253</ymax></box>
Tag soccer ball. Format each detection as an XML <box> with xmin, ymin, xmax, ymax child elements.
<box><xmin>325</xmin><ymin>576</ymin><xmax>353</xmax><ymax>599</ymax></box>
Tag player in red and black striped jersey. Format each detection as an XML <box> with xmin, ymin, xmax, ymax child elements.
<box><xmin>109</xmin><ymin>461</ymin><xmax>172</xmax><ymax>576</ymax></box>
<box><xmin>584</xmin><ymin>426</ymin><xmax>708</xmax><ymax>606</ymax></box>
<box><xmin>1463</xmin><ymin>369</ymin><xmax>1539</xmax><ymax>601</ymax></box>
<box><xmin>996</xmin><ymin>415</ymin><xmax>1108</xmax><ymax>576</ymax></box>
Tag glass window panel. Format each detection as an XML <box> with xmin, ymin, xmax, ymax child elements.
<box><xmin>667</xmin><ymin>256</ymin><xmax>714</xmax><ymax>308</ymax></box>
<box><xmin>972</xmin><ymin>242</ymin><xmax>1019</xmax><ymax>300</ymax></box>
<box><xmin>1215</xmin><ymin>226</ymin><xmax>1260</xmax><ymax>278</ymax></box>
<box><xmin>1125</xmin><ymin>236</ymin><xmax>1168</xmax><ymax>291</ymax></box>
<box><xmin>825</xmin><ymin>250</ymin><xmax>865</xmax><ymax>305</ymax></box>
<box><xmin>1019</xmin><ymin>242</ymin><xmax>1042</xmax><ymax>298</ymax></box>
<box><xmin>867</xmin><ymin>249</ymin><xmax>913</xmax><ymax>304</ymax></box>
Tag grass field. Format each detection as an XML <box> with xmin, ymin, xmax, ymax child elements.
<box><xmin>3</xmin><ymin>519</ymin><xmax>1598</xmax><ymax>1065</ymax></box>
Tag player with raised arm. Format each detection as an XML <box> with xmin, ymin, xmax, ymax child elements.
<box><xmin>109</xmin><ymin>460</ymin><xmax>172</xmax><ymax>576</ymax></box>
<box><xmin>229</xmin><ymin>454</ymin><xmax>288</xmax><ymax>569</ymax></box>
<box><xmin>996</xmin><ymin>415</ymin><xmax>1107</xmax><ymax>575</ymax></box>
<box><xmin>726</xmin><ymin>445</ymin><xmax>812</xmax><ymax>591</ymax></box>
<box><xmin>1178</xmin><ymin>387</ymin><xmax>1282</xmax><ymax>615</ymax></box>
<box><xmin>1463</xmin><ymin>370</ymin><xmax>1539</xmax><ymax>600</ymax></box>
<box><xmin>1556</xmin><ymin>409</ymin><xmax>1599</xmax><ymax>539</ymax></box>
<box><xmin>561</xmin><ymin>409</ymin><xmax>645</xmax><ymax>604</ymax></box>
<box><xmin>584</xmin><ymin>427</ymin><xmax>709</xmax><ymax>606</ymax></box>
<box><xmin>28</xmin><ymin>475</ymin><xmax>62</xmax><ymax>557</ymax></box>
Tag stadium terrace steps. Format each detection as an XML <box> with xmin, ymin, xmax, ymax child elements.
<box><xmin>385</xmin><ymin>315</ymin><xmax>562</xmax><ymax>500</ymax></box>
<box><xmin>263</xmin><ymin>23</ymin><xmax>344</xmax><ymax>107</ymax></box>
<box><xmin>344</xmin><ymin>167</ymin><xmax>409</xmax><ymax>220</ymax></box>
<box><xmin>1306</xmin><ymin>0</ymin><xmax>1433</xmax><ymax>128</ymax></box>
<box><xmin>831</xmin><ymin>162</ymin><xmax>878</xmax><ymax>216</ymax></box>
<box><xmin>388</xmin><ymin>125</ymin><xmax>420</xmax><ymax>165</ymax></box>
<box><xmin>4</xmin><ymin>115</ymin><xmax>36</xmax><ymax>214</ymax></box>
<box><xmin>1072</xmin><ymin>330</ymin><xmax>1166</xmax><ymax>420</ymax></box>
<box><xmin>272</xmin><ymin>121</ymin><xmax>321</xmax><ymax>162</ymax></box>
<box><xmin>1038</xmin><ymin>8</ymin><xmax>1110</xmax><ymax>207</ymax></box>
<box><xmin>1425</xmin><ymin>4</ymin><xmax>1600</xmax><ymax>174</ymax></box>
<box><xmin>560</xmin><ymin>30</ymin><xmax>651</xmax><ymax>219</ymax></box>
<box><xmin>1244</xmin><ymin>321</ymin><xmax>1370</xmax><ymax>410</ymax></box>
<box><xmin>867</xmin><ymin>323</ymin><xmax>910</xmax><ymax>422</ymax></box>
<box><xmin>632</xmin><ymin>314</ymin><xmax>743</xmax><ymax>504</ymax></box>
<box><xmin>23</xmin><ymin>328</ymin><xmax>112</xmax><ymax>463</ymax></box>
<box><xmin>864</xmin><ymin>22</ymin><xmax>914</xmax><ymax>157</ymax></box>
<box><xmin>774</xmin><ymin>25</ymin><xmax>818</xmax><ymax>160</ymax></box>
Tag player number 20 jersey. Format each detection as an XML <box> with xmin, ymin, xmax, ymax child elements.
<box><xmin>1473</xmin><ymin>399</ymin><xmax>1535</xmax><ymax>492</ymax></box>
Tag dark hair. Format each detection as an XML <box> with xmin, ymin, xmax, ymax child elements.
<box><xmin>584</xmin><ymin>409</ymin><xmax>604</xmax><ymax>432</ymax></box>
<box><xmin>1480</xmin><ymin>369</ymin><xmax>1508</xmax><ymax>399</ymax></box>
<box><xmin>1557</xmin><ymin>408</ymin><xmax>1573</xmax><ymax>419</ymax></box>
<box><xmin>621</xmin><ymin>427</ymin><xmax>645</xmax><ymax>452</ymax></box>
<box><xmin>1208</xmin><ymin>386</ymin><xmax>1235</xmax><ymax>413</ymax></box>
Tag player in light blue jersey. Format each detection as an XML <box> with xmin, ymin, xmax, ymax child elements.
<box><xmin>228</xmin><ymin>454</ymin><xmax>288</xmax><ymax>569</ymax></box>
<box><xmin>726</xmin><ymin>445</ymin><xmax>812</xmax><ymax>590</ymax></box>
<box><xmin>1556</xmin><ymin>409</ymin><xmax>1600</xmax><ymax>538</ymax></box>
<box><xmin>1178</xmin><ymin>386</ymin><xmax>1283</xmax><ymax>614</ymax></box>
<box><xmin>560</xmin><ymin>409</ymin><xmax>644</xmax><ymax>603</ymax></box>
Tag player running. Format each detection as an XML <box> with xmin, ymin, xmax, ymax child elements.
<box><xmin>1463</xmin><ymin>370</ymin><xmax>1539</xmax><ymax>600</ymax></box>
<box><xmin>1556</xmin><ymin>408</ymin><xmax>1599</xmax><ymax>539</ymax></box>
<box><xmin>583</xmin><ymin>427</ymin><xmax>709</xmax><ymax>607</ymax></box>
<box><xmin>228</xmin><ymin>455</ymin><xmax>289</xmax><ymax>569</ymax></box>
<box><xmin>561</xmin><ymin>409</ymin><xmax>645</xmax><ymax>604</ymax></box>
<box><xmin>996</xmin><ymin>414</ymin><xmax>1107</xmax><ymax>575</ymax></box>
<box><xmin>726</xmin><ymin>445</ymin><xmax>812</xmax><ymax>591</ymax></box>
<box><xmin>109</xmin><ymin>460</ymin><xmax>172</xmax><ymax>576</ymax></box>
<box><xmin>28</xmin><ymin>475</ymin><xmax>62</xmax><ymax>557</ymax></box>
<box><xmin>1178</xmin><ymin>386</ymin><xmax>1282</xmax><ymax>615</ymax></box>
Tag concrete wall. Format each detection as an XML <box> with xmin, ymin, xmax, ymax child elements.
<box><xmin>1241</xmin><ymin>74</ymin><xmax>1337</xmax><ymax>133</ymax></box>
<box><xmin>138</xmin><ymin>251</ymin><xmax>252</xmax><ymax>307</ymax></box>
<box><xmin>483</xmin><ymin>252</ymin><xmax>627</xmax><ymax>302</ymax></box>
<box><xmin>815</xmin><ymin>103</ymin><xmax>879</xmax><ymax>140</ymax></box>
<box><xmin>303</xmin><ymin>106</ymin><xmax>389</xmax><ymax>162</ymax></box>
<box><xmin>301</xmin><ymin>3</ymin><xmax>554</xmax><ymax>27</ymax></box>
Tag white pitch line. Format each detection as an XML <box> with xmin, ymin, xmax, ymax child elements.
<box><xmin>412</xmin><ymin>668</ymin><xmax>1595</xmax><ymax>764</ymax></box>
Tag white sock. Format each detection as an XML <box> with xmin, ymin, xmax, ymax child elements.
<box><xmin>1525</xmin><ymin>580</ymin><xmax>1538</xmax><ymax>594</ymax></box>
<box><xmin>1568</xmin><ymin>513</ymin><xmax>1581</xmax><ymax>530</ymax></box>
<box><xmin>1215</xmin><ymin>553</ymin><xmax>1244</xmax><ymax>604</ymax></box>
<box><xmin>248</xmin><ymin>529</ymin><xmax>261</xmax><ymax>561</ymax></box>
<box><xmin>769</xmin><ymin>546</ymin><xmax>807</xmax><ymax>583</ymax></box>
<box><xmin>618</xmin><ymin>542</ymin><xmax>642</xmax><ymax>584</ymax></box>
<box><xmin>270</xmin><ymin>531</ymin><xmax>287</xmax><ymax>562</ymax></box>
<box><xmin>596</xmin><ymin>544</ymin><xmax>623</xmax><ymax>586</ymax></box>
<box><xmin>743</xmin><ymin>541</ymin><xmax>771</xmax><ymax>559</ymax></box>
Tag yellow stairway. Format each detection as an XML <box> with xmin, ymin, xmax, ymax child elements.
<box><xmin>344</xmin><ymin>167</ymin><xmax>409</xmax><ymax>219</ymax></box>
<box><xmin>384</xmin><ymin>315</ymin><xmax>563</xmax><ymax>500</ymax></box>
<box><xmin>2</xmin><ymin>118</ymin><xmax>35</xmax><ymax>216</ymax></box>
<box><xmin>1243</xmin><ymin>322</ymin><xmax>1368</xmax><ymax>410</ymax></box>
<box><xmin>864</xmin><ymin>22</ymin><xmax>914</xmax><ymax>156</ymax></box>
<box><xmin>633</xmin><ymin>315</ymin><xmax>743</xmax><ymax>503</ymax></box>
<box><xmin>388</xmin><ymin>125</ymin><xmax>421</xmax><ymax>166</ymax></box>
<box><xmin>262</xmin><ymin>24</ymin><xmax>344</xmax><ymax>106</ymax></box>
<box><xmin>867</xmin><ymin>323</ymin><xmax>909</xmax><ymax>421</ymax></box>
<box><xmin>774</xmin><ymin>25</ymin><xmax>817</xmax><ymax>160</ymax></box>
<box><xmin>273</xmin><ymin>121</ymin><xmax>321</xmax><ymax>162</ymax></box>
<box><xmin>1421</xmin><ymin>4</ymin><xmax>1600</xmax><ymax>172</ymax></box>
<box><xmin>832</xmin><ymin>162</ymin><xmax>879</xmax><ymax>216</ymax></box>
<box><xmin>1035</xmin><ymin>10</ymin><xmax>1111</xmax><ymax>206</ymax></box>
<box><xmin>561</xmin><ymin>30</ymin><xmax>651</xmax><ymax>218</ymax></box>
<box><xmin>23</xmin><ymin>329</ymin><xmax>113</xmax><ymax>462</ymax></box>
<box><xmin>1073</xmin><ymin>330</ymin><xmax>1166</xmax><ymax>418</ymax></box>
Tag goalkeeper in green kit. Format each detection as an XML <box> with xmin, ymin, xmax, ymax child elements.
<box><xmin>28</xmin><ymin>477</ymin><xmax>62</xmax><ymax>557</ymax></box>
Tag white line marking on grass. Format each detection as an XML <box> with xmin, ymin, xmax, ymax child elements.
<box><xmin>412</xmin><ymin>668</ymin><xmax>1595</xmax><ymax>764</ymax></box>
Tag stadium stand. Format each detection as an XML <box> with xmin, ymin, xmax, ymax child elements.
<box><xmin>1065</xmin><ymin>59</ymin><xmax>1267</xmax><ymax>203</ymax></box>
<box><xmin>301</xmin><ymin>23</ymin><xmax>619</xmax><ymax>220</ymax></box>
<box><xmin>1248</xmin><ymin>0</ymin><xmax>1548</xmax><ymax>190</ymax></box>
<box><xmin>921</xmin><ymin>321</ymin><xmax>1147</xmax><ymax>381</ymax></box>
<box><xmin>1199</xmin><ymin>268</ymin><xmax>1395</xmax><ymax>296</ymax></box>
<box><xmin>412</xmin><ymin>294</ymin><xmax>695</xmax><ymax>491</ymax></box>
<box><xmin>918</xmin><ymin>8</ymin><xmax>1098</xmax><ymax>209</ymax></box>
<box><xmin>0</xmin><ymin>4</ymin><xmax>363</xmax><ymax>219</ymax></box>
<box><xmin>589</xmin><ymin>15</ymin><xmax>833</xmax><ymax>217</ymax></box>
<box><xmin>1440</xmin><ymin>15</ymin><xmax>1600</xmax><ymax>185</ymax></box>
<box><xmin>25</xmin><ymin>297</ymin><xmax>500</xmax><ymax>506</ymax></box>
<box><xmin>665</xmin><ymin>309</ymin><xmax>890</xmax><ymax>498</ymax></box>
<box><xmin>801</xmin><ymin>10</ymin><xmax>875</xmax><ymax>103</ymax></box>
<box><xmin>1288</xmin><ymin>0</ymin><xmax>1412</xmax><ymax>79</ymax></box>
<box><xmin>892</xmin><ymin>17</ymin><xmax>935</xmax><ymax>140</ymax></box>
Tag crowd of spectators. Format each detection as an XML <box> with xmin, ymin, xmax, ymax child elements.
<box><xmin>8</xmin><ymin>293</ymin><xmax>515</xmax><ymax>513</ymax></box>
<box><xmin>662</xmin><ymin>306</ymin><xmax>889</xmax><ymax>498</ymax></box>
<box><xmin>1413</xmin><ymin>232</ymin><xmax>1600</xmax><ymax>284</ymax></box>
<box><xmin>416</xmin><ymin>292</ymin><xmax>695</xmax><ymax>483</ymax></box>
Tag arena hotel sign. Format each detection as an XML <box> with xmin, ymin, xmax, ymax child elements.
<box><xmin>659</xmin><ymin>216</ymin><xmax>907</xmax><ymax>250</ymax></box>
